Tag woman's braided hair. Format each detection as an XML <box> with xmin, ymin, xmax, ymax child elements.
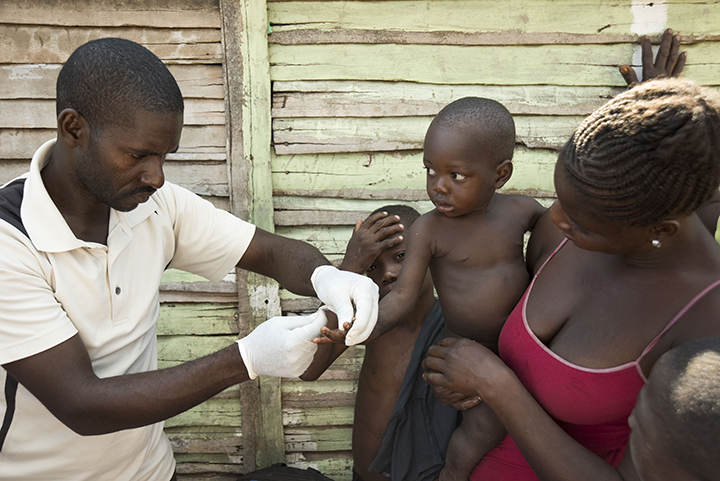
<box><xmin>561</xmin><ymin>78</ymin><xmax>720</xmax><ymax>226</ymax></box>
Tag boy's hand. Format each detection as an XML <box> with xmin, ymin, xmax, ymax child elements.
<box><xmin>311</xmin><ymin>265</ymin><xmax>378</xmax><ymax>345</ymax></box>
<box><xmin>339</xmin><ymin>212</ymin><xmax>404</xmax><ymax>275</ymax></box>
<box><xmin>314</xmin><ymin>325</ymin><xmax>350</xmax><ymax>345</ymax></box>
<box><xmin>312</xmin><ymin>309</ymin><xmax>350</xmax><ymax>344</ymax></box>
<box><xmin>619</xmin><ymin>28</ymin><xmax>686</xmax><ymax>88</ymax></box>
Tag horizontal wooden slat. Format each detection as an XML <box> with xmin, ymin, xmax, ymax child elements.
<box><xmin>269</xmin><ymin>0</ymin><xmax>720</xmax><ymax>42</ymax></box>
<box><xmin>273</xmin><ymin>115</ymin><xmax>580</xmax><ymax>154</ymax></box>
<box><xmin>270</xmin><ymin>29</ymin><xmax>643</xmax><ymax>46</ymax></box>
<box><xmin>276</xmin><ymin>225</ymin><xmax>353</xmax><ymax>255</ymax></box>
<box><xmin>166</xmin><ymin>398</ymin><xmax>242</xmax><ymax>428</ymax></box>
<box><xmin>270</xmin><ymin>43</ymin><xmax>633</xmax><ymax>86</ymax></box>
<box><xmin>157</xmin><ymin>303</ymin><xmax>238</xmax><ymax>335</ymax></box>
<box><xmin>0</xmin><ymin>25</ymin><xmax>221</xmax><ymax>64</ymax></box>
<box><xmin>282</xmin><ymin>379</ymin><xmax>358</xmax><ymax>408</ymax></box>
<box><xmin>0</xmin><ymin>64</ymin><xmax>224</xmax><ymax>100</ymax></box>
<box><xmin>166</xmin><ymin>426</ymin><xmax>243</xmax><ymax>455</ymax></box>
<box><xmin>0</xmin><ymin>160</ymin><xmax>229</xmax><ymax>198</ymax></box>
<box><xmin>271</xmin><ymin>148</ymin><xmax>558</xmax><ymax>200</ymax></box>
<box><xmin>273</xmin><ymin>195</ymin><xmax>434</xmax><ymax>215</ymax></box>
<box><xmin>283</xmin><ymin>406</ymin><xmax>354</xmax><ymax>427</ymax></box>
<box><xmin>0</xmin><ymin>98</ymin><xmax>224</xmax><ymax>128</ymax></box>
<box><xmin>158</xmin><ymin>335</ymin><xmax>239</xmax><ymax>365</ymax></box>
<box><xmin>268</xmin><ymin>0</ymin><xmax>634</xmax><ymax>36</ymax></box>
<box><xmin>275</xmin><ymin>209</ymin><xmax>370</xmax><ymax>226</ymax></box>
<box><xmin>0</xmin><ymin>125</ymin><xmax>225</xmax><ymax>158</ymax></box>
<box><xmin>0</xmin><ymin>1</ymin><xmax>220</xmax><ymax>29</ymax></box>
<box><xmin>270</xmin><ymin>42</ymin><xmax>720</xmax><ymax>86</ymax></box>
<box><xmin>285</xmin><ymin>426</ymin><xmax>352</xmax><ymax>452</ymax></box>
<box><xmin>273</xmin><ymin>81</ymin><xmax>622</xmax><ymax>117</ymax></box>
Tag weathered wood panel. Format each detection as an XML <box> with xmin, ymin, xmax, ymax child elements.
<box><xmin>273</xmin><ymin>115</ymin><xmax>581</xmax><ymax>154</ymax></box>
<box><xmin>270</xmin><ymin>43</ymin><xmax>631</xmax><ymax>86</ymax></box>
<box><xmin>0</xmin><ymin>64</ymin><xmax>224</xmax><ymax>100</ymax></box>
<box><xmin>0</xmin><ymin>25</ymin><xmax>221</xmax><ymax>65</ymax></box>
<box><xmin>268</xmin><ymin>0</ymin><xmax>720</xmax><ymax>41</ymax></box>
<box><xmin>157</xmin><ymin>303</ymin><xmax>239</xmax><ymax>335</ymax></box>
<box><xmin>0</xmin><ymin>125</ymin><xmax>225</xmax><ymax>159</ymax></box>
<box><xmin>157</xmin><ymin>335</ymin><xmax>239</xmax><ymax>367</ymax></box>
<box><xmin>282</xmin><ymin>379</ymin><xmax>357</xmax><ymax>408</ymax></box>
<box><xmin>285</xmin><ymin>427</ymin><xmax>353</xmax><ymax>452</ymax></box>
<box><xmin>0</xmin><ymin>0</ymin><xmax>221</xmax><ymax>29</ymax></box>
<box><xmin>166</xmin><ymin>398</ymin><xmax>242</xmax><ymax>428</ymax></box>
<box><xmin>270</xmin><ymin>42</ymin><xmax>720</xmax><ymax>86</ymax></box>
<box><xmin>273</xmin><ymin>81</ymin><xmax>623</xmax><ymax>117</ymax></box>
<box><xmin>284</xmin><ymin>406</ymin><xmax>354</xmax><ymax>428</ymax></box>
<box><xmin>0</xmin><ymin>98</ymin><xmax>224</xmax><ymax>129</ymax></box>
<box><xmin>268</xmin><ymin>0</ymin><xmax>635</xmax><ymax>36</ymax></box>
<box><xmin>271</xmin><ymin>148</ymin><xmax>558</xmax><ymax>199</ymax></box>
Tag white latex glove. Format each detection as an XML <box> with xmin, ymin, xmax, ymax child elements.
<box><xmin>236</xmin><ymin>309</ymin><xmax>328</xmax><ymax>379</ymax></box>
<box><xmin>311</xmin><ymin>265</ymin><xmax>379</xmax><ymax>346</ymax></box>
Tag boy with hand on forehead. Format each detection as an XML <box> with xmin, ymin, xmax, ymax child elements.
<box><xmin>321</xmin><ymin>97</ymin><xmax>546</xmax><ymax>481</ymax></box>
<box><xmin>303</xmin><ymin>205</ymin><xmax>456</xmax><ymax>481</ymax></box>
<box><xmin>627</xmin><ymin>336</ymin><xmax>720</xmax><ymax>481</ymax></box>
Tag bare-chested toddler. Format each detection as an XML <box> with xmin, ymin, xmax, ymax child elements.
<box><xmin>324</xmin><ymin>97</ymin><xmax>546</xmax><ymax>481</ymax></box>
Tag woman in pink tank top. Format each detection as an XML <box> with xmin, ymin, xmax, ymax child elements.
<box><xmin>424</xmin><ymin>67</ymin><xmax>720</xmax><ymax>479</ymax></box>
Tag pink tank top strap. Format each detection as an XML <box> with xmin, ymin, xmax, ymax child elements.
<box><xmin>638</xmin><ymin>277</ymin><xmax>720</xmax><ymax>361</ymax></box>
<box><xmin>534</xmin><ymin>238</ymin><xmax>568</xmax><ymax>278</ymax></box>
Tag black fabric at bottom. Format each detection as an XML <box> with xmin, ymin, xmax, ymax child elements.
<box><xmin>368</xmin><ymin>301</ymin><xmax>459</xmax><ymax>481</ymax></box>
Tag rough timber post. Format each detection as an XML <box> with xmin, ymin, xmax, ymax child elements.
<box><xmin>220</xmin><ymin>0</ymin><xmax>284</xmax><ymax>471</ymax></box>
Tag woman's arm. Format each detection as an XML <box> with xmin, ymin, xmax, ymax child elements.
<box><xmin>423</xmin><ymin>338</ymin><xmax>642</xmax><ymax>481</ymax></box>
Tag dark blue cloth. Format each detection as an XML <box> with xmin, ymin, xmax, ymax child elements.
<box><xmin>368</xmin><ymin>301</ymin><xmax>458</xmax><ymax>481</ymax></box>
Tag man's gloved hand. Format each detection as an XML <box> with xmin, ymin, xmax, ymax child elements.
<box><xmin>236</xmin><ymin>309</ymin><xmax>328</xmax><ymax>379</ymax></box>
<box><xmin>311</xmin><ymin>265</ymin><xmax>379</xmax><ymax>346</ymax></box>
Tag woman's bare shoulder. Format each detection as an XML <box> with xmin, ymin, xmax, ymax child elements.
<box><xmin>525</xmin><ymin>209</ymin><xmax>565</xmax><ymax>274</ymax></box>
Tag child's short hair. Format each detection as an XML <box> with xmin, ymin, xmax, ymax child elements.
<box><xmin>561</xmin><ymin>78</ymin><xmax>720</xmax><ymax>226</ymax></box>
<box><xmin>57</xmin><ymin>38</ymin><xmax>184</xmax><ymax>132</ymax></box>
<box><xmin>431</xmin><ymin>97</ymin><xmax>516</xmax><ymax>163</ymax></box>
<box><xmin>649</xmin><ymin>336</ymin><xmax>720</xmax><ymax>478</ymax></box>
<box><xmin>369</xmin><ymin>205</ymin><xmax>421</xmax><ymax>228</ymax></box>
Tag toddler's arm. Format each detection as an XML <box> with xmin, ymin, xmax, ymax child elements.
<box><xmin>303</xmin><ymin>212</ymin><xmax>404</xmax><ymax>377</ymax></box>
<box><xmin>364</xmin><ymin>215</ymin><xmax>435</xmax><ymax>343</ymax></box>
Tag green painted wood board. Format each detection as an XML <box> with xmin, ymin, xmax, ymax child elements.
<box><xmin>271</xmin><ymin>148</ymin><xmax>558</xmax><ymax>198</ymax></box>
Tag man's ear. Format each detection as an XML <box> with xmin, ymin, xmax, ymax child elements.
<box><xmin>494</xmin><ymin>160</ymin><xmax>513</xmax><ymax>189</ymax></box>
<box><xmin>57</xmin><ymin>109</ymin><xmax>89</xmax><ymax>149</ymax></box>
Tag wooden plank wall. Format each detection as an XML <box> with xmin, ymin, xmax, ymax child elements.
<box><xmin>0</xmin><ymin>1</ymin><xmax>249</xmax><ymax>479</ymax></box>
<box><xmin>267</xmin><ymin>1</ymin><xmax>720</xmax><ymax>479</ymax></box>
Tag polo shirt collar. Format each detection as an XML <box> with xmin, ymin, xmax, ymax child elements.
<box><xmin>22</xmin><ymin>139</ymin><xmax>159</xmax><ymax>253</ymax></box>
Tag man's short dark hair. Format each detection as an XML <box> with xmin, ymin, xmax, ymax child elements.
<box><xmin>56</xmin><ymin>37</ymin><xmax>184</xmax><ymax>131</ymax></box>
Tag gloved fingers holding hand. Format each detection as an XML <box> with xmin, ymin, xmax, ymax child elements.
<box><xmin>236</xmin><ymin>309</ymin><xmax>328</xmax><ymax>379</ymax></box>
<box><xmin>311</xmin><ymin>265</ymin><xmax>379</xmax><ymax>346</ymax></box>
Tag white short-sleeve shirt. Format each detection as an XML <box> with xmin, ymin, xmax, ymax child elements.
<box><xmin>0</xmin><ymin>139</ymin><xmax>256</xmax><ymax>480</ymax></box>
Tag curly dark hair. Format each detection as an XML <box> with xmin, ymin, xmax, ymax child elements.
<box><xmin>561</xmin><ymin>78</ymin><xmax>720</xmax><ymax>226</ymax></box>
<box><xmin>432</xmin><ymin>97</ymin><xmax>516</xmax><ymax>163</ymax></box>
<box><xmin>56</xmin><ymin>38</ymin><xmax>184</xmax><ymax>132</ymax></box>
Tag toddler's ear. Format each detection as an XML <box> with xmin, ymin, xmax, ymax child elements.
<box><xmin>494</xmin><ymin>159</ymin><xmax>513</xmax><ymax>189</ymax></box>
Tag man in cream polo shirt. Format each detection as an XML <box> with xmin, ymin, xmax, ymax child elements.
<box><xmin>0</xmin><ymin>39</ymin><xmax>378</xmax><ymax>480</ymax></box>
